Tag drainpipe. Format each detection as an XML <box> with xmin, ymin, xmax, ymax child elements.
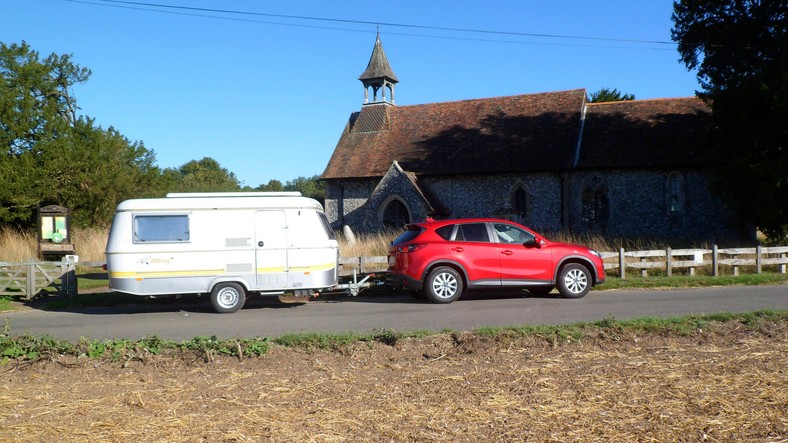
<box><xmin>573</xmin><ymin>104</ymin><xmax>588</xmax><ymax>169</ymax></box>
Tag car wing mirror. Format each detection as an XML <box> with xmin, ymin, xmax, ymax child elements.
<box><xmin>523</xmin><ymin>237</ymin><xmax>541</xmax><ymax>248</ymax></box>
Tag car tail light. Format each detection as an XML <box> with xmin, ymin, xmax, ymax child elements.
<box><xmin>398</xmin><ymin>244</ymin><xmax>426</xmax><ymax>253</ymax></box>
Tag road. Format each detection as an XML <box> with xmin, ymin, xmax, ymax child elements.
<box><xmin>3</xmin><ymin>285</ymin><xmax>788</xmax><ymax>342</ymax></box>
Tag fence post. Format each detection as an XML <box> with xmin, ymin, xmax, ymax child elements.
<box><xmin>756</xmin><ymin>245</ymin><xmax>762</xmax><ymax>274</ymax></box>
<box><xmin>60</xmin><ymin>262</ymin><xmax>78</xmax><ymax>298</ymax></box>
<box><xmin>712</xmin><ymin>244</ymin><xmax>719</xmax><ymax>277</ymax></box>
<box><xmin>781</xmin><ymin>253</ymin><xmax>786</xmax><ymax>274</ymax></box>
<box><xmin>25</xmin><ymin>263</ymin><xmax>34</xmax><ymax>301</ymax></box>
<box><xmin>666</xmin><ymin>247</ymin><xmax>672</xmax><ymax>277</ymax></box>
<box><xmin>619</xmin><ymin>247</ymin><xmax>625</xmax><ymax>279</ymax></box>
<box><xmin>641</xmin><ymin>257</ymin><xmax>648</xmax><ymax>277</ymax></box>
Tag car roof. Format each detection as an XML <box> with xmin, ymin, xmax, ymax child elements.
<box><xmin>407</xmin><ymin>218</ymin><xmax>520</xmax><ymax>229</ymax></box>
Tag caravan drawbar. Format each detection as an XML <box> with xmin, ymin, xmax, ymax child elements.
<box><xmin>105</xmin><ymin>192</ymin><xmax>341</xmax><ymax>313</ymax></box>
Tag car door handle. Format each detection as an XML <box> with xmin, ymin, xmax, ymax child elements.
<box><xmin>451</xmin><ymin>247</ymin><xmax>464</xmax><ymax>252</ymax></box>
<box><xmin>501</xmin><ymin>250</ymin><xmax>513</xmax><ymax>256</ymax></box>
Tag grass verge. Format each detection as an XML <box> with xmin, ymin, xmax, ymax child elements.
<box><xmin>2</xmin><ymin>310</ymin><xmax>786</xmax><ymax>367</ymax></box>
<box><xmin>599</xmin><ymin>272</ymin><xmax>788</xmax><ymax>290</ymax></box>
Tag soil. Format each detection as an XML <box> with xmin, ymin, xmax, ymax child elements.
<box><xmin>1</xmin><ymin>320</ymin><xmax>787</xmax><ymax>442</ymax></box>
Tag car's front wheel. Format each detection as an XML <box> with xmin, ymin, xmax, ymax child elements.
<box><xmin>424</xmin><ymin>266</ymin><xmax>464</xmax><ymax>304</ymax></box>
<box><xmin>557</xmin><ymin>263</ymin><xmax>592</xmax><ymax>299</ymax></box>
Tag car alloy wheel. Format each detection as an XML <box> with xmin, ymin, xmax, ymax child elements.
<box><xmin>558</xmin><ymin>263</ymin><xmax>591</xmax><ymax>299</ymax></box>
<box><xmin>425</xmin><ymin>266</ymin><xmax>464</xmax><ymax>304</ymax></box>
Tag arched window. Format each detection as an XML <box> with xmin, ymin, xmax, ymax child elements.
<box><xmin>382</xmin><ymin>199</ymin><xmax>410</xmax><ymax>228</ymax></box>
<box><xmin>667</xmin><ymin>171</ymin><xmax>684</xmax><ymax>214</ymax></box>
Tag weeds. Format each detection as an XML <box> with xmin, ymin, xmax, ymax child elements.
<box><xmin>2</xmin><ymin>311</ymin><xmax>787</xmax><ymax>366</ymax></box>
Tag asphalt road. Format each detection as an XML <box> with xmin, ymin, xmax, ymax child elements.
<box><xmin>3</xmin><ymin>285</ymin><xmax>788</xmax><ymax>342</ymax></box>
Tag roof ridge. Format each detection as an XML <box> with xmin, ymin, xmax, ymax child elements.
<box><xmin>586</xmin><ymin>96</ymin><xmax>702</xmax><ymax>106</ymax></box>
<box><xmin>395</xmin><ymin>88</ymin><xmax>587</xmax><ymax>109</ymax></box>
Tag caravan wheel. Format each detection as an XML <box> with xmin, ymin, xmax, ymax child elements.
<box><xmin>210</xmin><ymin>283</ymin><xmax>246</xmax><ymax>313</ymax></box>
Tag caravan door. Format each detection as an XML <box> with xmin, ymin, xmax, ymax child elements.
<box><xmin>255</xmin><ymin>211</ymin><xmax>288</xmax><ymax>289</ymax></box>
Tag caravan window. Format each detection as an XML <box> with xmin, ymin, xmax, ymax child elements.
<box><xmin>133</xmin><ymin>214</ymin><xmax>190</xmax><ymax>243</ymax></box>
<box><xmin>317</xmin><ymin>212</ymin><xmax>336</xmax><ymax>240</ymax></box>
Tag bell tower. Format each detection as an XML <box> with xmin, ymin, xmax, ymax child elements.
<box><xmin>359</xmin><ymin>31</ymin><xmax>398</xmax><ymax>105</ymax></box>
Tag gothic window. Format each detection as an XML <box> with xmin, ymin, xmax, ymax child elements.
<box><xmin>667</xmin><ymin>171</ymin><xmax>685</xmax><ymax>214</ymax></box>
<box><xmin>382</xmin><ymin>199</ymin><xmax>410</xmax><ymax>228</ymax></box>
<box><xmin>582</xmin><ymin>178</ymin><xmax>609</xmax><ymax>225</ymax></box>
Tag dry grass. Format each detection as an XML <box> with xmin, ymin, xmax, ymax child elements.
<box><xmin>0</xmin><ymin>227</ymin><xmax>38</xmax><ymax>262</ymax></box>
<box><xmin>70</xmin><ymin>227</ymin><xmax>109</xmax><ymax>262</ymax></box>
<box><xmin>0</xmin><ymin>227</ymin><xmax>108</xmax><ymax>263</ymax></box>
<box><xmin>2</xmin><ymin>321</ymin><xmax>786</xmax><ymax>442</ymax></box>
<box><xmin>337</xmin><ymin>228</ymin><xmax>400</xmax><ymax>257</ymax></box>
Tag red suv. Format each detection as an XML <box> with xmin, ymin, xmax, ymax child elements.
<box><xmin>387</xmin><ymin>218</ymin><xmax>606</xmax><ymax>303</ymax></box>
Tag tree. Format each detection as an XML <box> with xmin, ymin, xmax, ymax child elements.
<box><xmin>672</xmin><ymin>1</ymin><xmax>788</xmax><ymax>239</ymax></box>
<box><xmin>284</xmin><ymin>175</ymin><xmax>325</xmax><ymax>202</ymax></box>
<box><xmin>167</xmin><ymin>157</ymin><xmax>241</xmax><ymax>193</ymax></box>
<box><xmin>0</xmin><ymin>42</ymin><xmax>90</xmax><ymax>154</ymax></box>
<box><xmin>586</xmin><ymin>87</ymin><xmax>635</xmax><ymax>103</ymax></box>
<box><xmin>253</xmin><ymin>175</ymin><xmax>324</xmax><ymax>201</ymax></box>
<box><xmin>35</xmin><ymin>119</ymin><xmax>161</xmax><ymax>226</ymax></box>
<box><xmin>1</xmin><ymin>41</ymin><xmax>160</xmax><ymax>227</ymax></box>
<box><xmin>255</xmin><ymin>179</ymin><xmax>284</xmax><ymax>192</ymax></box>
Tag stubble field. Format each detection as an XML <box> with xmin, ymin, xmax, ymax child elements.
<box><xmin>2</xmin><ymin>318</ymin><xmax>787</xmax><ymax>442</ymax></box>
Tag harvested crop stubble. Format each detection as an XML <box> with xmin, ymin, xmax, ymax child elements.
<box><xmin>2</xmin><ymin>321</ymin><xmax>787</xmax><ymax>442</ymax></box>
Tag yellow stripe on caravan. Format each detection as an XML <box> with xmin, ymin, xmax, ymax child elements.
<box><xmin>110</xmin><ymin>269</ymin><xmax>225</xmax><ymax>279</ymax></box>
<box><xmin>288</xmin><ymin>262</ymin><xmax>337</xmax><ymax>272</ymax></box>
<box><xmin>256</xmin><ymin>266</ymin><xmax>287</xmax><ymax>273</ymax></box>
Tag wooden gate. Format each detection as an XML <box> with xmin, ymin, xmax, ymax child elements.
<box><xmin>0</xmin><ymin>261</ymin><xmax>78</xmax><ymax>300</ymax></box>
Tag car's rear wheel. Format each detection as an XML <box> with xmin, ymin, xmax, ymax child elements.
<box><xmin>557</xmin><ymin>263</ymin><xmax>591</xmax><ymax>299</ymax></box>
<box><xmin>425</xmin><ymin>266</ymin><xmax>463</xmax><ymax>304</ymax></box>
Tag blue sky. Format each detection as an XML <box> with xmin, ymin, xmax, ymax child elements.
<box><xmin>2</xmin><ymin>0</ymin><xmax>699</xmax><ymax>188</ymax></box>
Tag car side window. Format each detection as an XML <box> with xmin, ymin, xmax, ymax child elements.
<box><xmin>455</xmin><ymin>223</ymin><xmax>490</xmax><ymax>242</ymax></box>
<box><xmin>435</xmin><ymin>225</ymin><xmax>454</xmax><ymax>240</ymax></box>
<box><xmin>493</xmin><ymin>223</ymin><xmax>534</xmax><ymax>244</ymax></box>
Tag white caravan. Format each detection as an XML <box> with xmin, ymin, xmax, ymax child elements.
<box><xmin>105</xmin><ymin>192</ymin><xmax>339</xmax><ymax>313</ymax></box>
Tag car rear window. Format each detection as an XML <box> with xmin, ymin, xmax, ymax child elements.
<box><xmin>391</xmin><ymin>226</ymin><xmax>423</xmax><ymax>245</ymax></box>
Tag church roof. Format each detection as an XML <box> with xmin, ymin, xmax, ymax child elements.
<box><xmin>322</xmin><ymin>89</ymin><xmax>587</xmax><ymax>179</ymax></box>
<box><xmin>322</xmin><ymin>90</ymin><xmax>711</xmax><ymax>180</ymax></box>
<box><xmin>578</xmin><ymin>97</ymin><xmax>711</xmax><ymax>169</ymax></box>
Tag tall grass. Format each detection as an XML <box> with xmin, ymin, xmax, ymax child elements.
<box><xmin>337</xmin><ymin>228</ymin><xmax>400</xmax><ymax>257</ymax></box>
<box><xmin>0</xmin><ymin>227</ymin><xmax>108</xmax><ymax>262</ymax></box>
<box><xmin>0</xmin><ymin>227</ymin><xmax>38</xmax><ymax>262</ymax></box>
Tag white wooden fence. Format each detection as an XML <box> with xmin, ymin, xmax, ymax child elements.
<box><xmin>339</xmin><ymin>245</ymin><xmax>788</xmax><ymax>279</ymax></box>
<box><xmin>601</xmin><ymin>245</ymin><xmax>788</xmax><ymax>278</ymax></box>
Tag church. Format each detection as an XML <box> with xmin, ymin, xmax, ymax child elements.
<box><xmin>321</xmin><ymin>34</ymin><xmax>752</xmax><ymax>245</ymax></box>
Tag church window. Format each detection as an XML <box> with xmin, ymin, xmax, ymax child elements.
<box><xmin>382</xmin><ymin>199</ymin><xmax>410</xmax><ymax>228</ymax></box>
<box><xmin>667</xmin><ymin>171</ymin><xmax>685</xmax><ymax>214</ymax></box>
<box><xmin>512</xmin><ymin>185</ymin><xmax>527</xmax><ymax>217</ymax></box>
<box><xmin>582</xmin><ymin>178</ymin><xmax>609</xmax><ymax>225</ymax></box>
